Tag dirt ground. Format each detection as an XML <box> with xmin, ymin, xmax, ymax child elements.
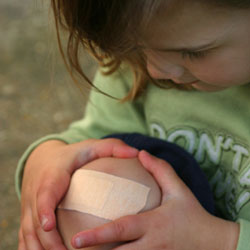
<box><xmin>0</xmin><ymin>1</ymin><xmax>96</xmax><ymax>249</ymax></box>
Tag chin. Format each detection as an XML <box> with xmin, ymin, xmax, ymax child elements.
<box><xmin>191</xmin><ymin>83</ymin><xmax>228</xmax><ymax>92</ymax></box>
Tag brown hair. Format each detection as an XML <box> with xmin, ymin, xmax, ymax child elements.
<box><xmin>51</xmin><ymin>0</ymin><xmax>166</xmax><ymax>101</ymax></box>
<box><xmin>51</xmin><ymin>0</ymin><xmax>250</xmax><ymax>101</ymax></box>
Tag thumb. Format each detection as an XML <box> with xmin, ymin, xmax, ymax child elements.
<box><xmin>138</xmin><ymin>150</ymin><xmax>188</xmax><ymax>200</ymax></box>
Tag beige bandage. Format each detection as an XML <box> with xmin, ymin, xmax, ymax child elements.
<box><xmin>58</xmin><ymin>169</ymin><xmax>150</xmax><ymax>220</ymax></box>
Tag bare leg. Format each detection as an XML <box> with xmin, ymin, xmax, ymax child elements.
<box><xmin>57</xmin><ymin>157</ymin><xmax>161</xmax><ymax>250</ymax></box>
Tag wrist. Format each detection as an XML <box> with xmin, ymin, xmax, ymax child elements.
<box><xmin>26</xmin><ymin>140</ymin><xmax>67</xmax><ymax>167</ymax></box>
<box><xmin>224</xmin><ymin>220</ymin><xmax>240</xmax><ymax>250</ymax></box>
<box><xmin>36</xmin><ymin>139</ymin><xmax>67</xmax><ymax>148</ymax></box>
<box><xmin>31</xmin><ymin>139</ymin><xmax>66</xmax><ymax>153</ymax></box>
<box><xmin>203</xmin><ymin>216</ymin><xmax>239</xmax><ymax>250</ymax></box>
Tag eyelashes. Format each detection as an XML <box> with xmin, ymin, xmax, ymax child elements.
<box><xmin>181</xmin><ymin>50</ymin><xmax>208</xmax><ymax>60</ymax></box>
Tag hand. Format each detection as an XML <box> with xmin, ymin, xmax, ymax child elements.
<box><xmin>18</xmin><ymin>138</ymin><xmax>138</xmax><ymax>250</ymax></box>
<box><xmin>71</xmin><ymin>150</ymin><xmax>240</xmax><ymax>250</ymax></box>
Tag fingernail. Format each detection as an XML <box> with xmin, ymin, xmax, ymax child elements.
<box><xmin>41</xmin><ymin>215</ymin><xmax>49</xmax><ymax>229</ymax></box>
<box><xmin>141</xmin><ymin>150</ymin><xmax>150</xmax><ymax>156</ymax></box>
<box><xmin>75</xmin><ymin>237</ymin><xmax>83</xmax><ymax>248</ymax></box>
<box><xmin>130</xmin><ymin>148</ymin><xmax>139</xmax><ymax>153</ymax></box>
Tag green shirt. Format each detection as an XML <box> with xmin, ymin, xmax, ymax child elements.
<box><xmin>16</xmin><ymin>66</ymin><xmax>250</xmax><ymax>250</ymax></box>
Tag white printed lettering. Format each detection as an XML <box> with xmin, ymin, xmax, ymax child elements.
<box><xmin>195</xmin><ymin>134</ymin><xmax>224</xmax><ymax>165</ymax></box>
<box><xmin>167</xmin><ymin>129</ymin><xmax>196</xmax><ymax>154</ymax></box>
<box><xmin>150</xmin><ymin>123</ymin><xmax>166</xmax><ymax>139</ymax></box>
<box><xmin>236</xmin><ymin>191</ymin><xmax>250</xmax><ymax>213</ymax></box>
<box><xmin>239</xmin><ymin>166</ymin><xmax>250</xmax><ymax>186</ymax></box>
<box><xmin>232</xmin><ymin>145</ymin><xmax>249</xmax><ymax>172</ymax></box>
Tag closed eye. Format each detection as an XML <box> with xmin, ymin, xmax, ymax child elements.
<box><xmin>181</xmin><ymin>50</ymin><xmax>208</xmax><ymax>60</ymax></box>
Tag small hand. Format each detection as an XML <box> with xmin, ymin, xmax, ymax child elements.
<box><xmin>18</xmin><ymin>138</ymin><xmax>138</xmax><ymax>250</ymax></box>
<box><xmin>71</xmin><ymin>150</ymin><xmax>239</xmax><ymax>250</ymax></box>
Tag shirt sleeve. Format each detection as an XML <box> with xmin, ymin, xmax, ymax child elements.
<box><xmin>15</xmin><ymin>66</ymin><xmax>148</xmax><ymax>199</ymax></box>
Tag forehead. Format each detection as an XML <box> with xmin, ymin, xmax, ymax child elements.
<box><xmin>141</xmin><ymin>1</ymin><xmax>241</xmax><ymax>49</ymax></box>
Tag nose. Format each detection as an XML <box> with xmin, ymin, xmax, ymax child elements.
<box><xmin>146</xmin><ymin>60</ymin><xmax>185</xmax><ymax>80</ymax></box>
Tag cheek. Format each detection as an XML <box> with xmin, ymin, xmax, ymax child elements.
<box><xmin>145</xmin><ymin>51</ymin><xmax>185</xmax><ymax>79</ymax></box>
<box><xmin>146</xmin><ymin>62</ymin><xmax>167</xmax><ymax>79</ymax></box>
<box><xmin>146</xmin><ymin>52</ymin><xmax>167</xmax><ymax>71</ymax></box>
<box><xmin>189</xmin><ymin>55</ymin><xmax>250</xmax><ymax>86</ymax></box>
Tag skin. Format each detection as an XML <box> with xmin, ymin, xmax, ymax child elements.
<box><xmin>141</xmin><ymin>1</ymin><xmax>250</xmax><ymax>91</ymax></box>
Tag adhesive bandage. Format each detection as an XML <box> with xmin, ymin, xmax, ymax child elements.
<box><xmin>58</xmin><ymin>169</ymin><xmax>150</xmax><ymax>220</ymax></box>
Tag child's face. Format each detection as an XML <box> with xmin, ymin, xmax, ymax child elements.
<box><xmin>142</xmin><ymin>1</ymin><xmax>250</xmax><ymax>91</ymax></box>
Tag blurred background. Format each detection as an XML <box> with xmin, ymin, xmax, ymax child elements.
<box><xmin>0</xmin><ymin>0</ymin><xmax>97</xmax><ymax>249</ymax></box>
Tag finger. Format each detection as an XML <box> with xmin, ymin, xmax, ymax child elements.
<box><xmin>71</xmin><ymin>215</ymin><xmax>145</xmax><ymax>249</ymax></box>
<box><xmin>22</xmin><ymin>208</ymin><xmax>44</xmax><ymax>250</ymax></box>
<box><xmin>138</xmin><ymin>150</ymin><xmax>186</xmax><ymax>197</ymax></box>
<box><xmin>68</xmin><ymin>139</ymin><xmax>139</xmax><ymax>172</ymax></box>
<box><xmin>36</xmin><ymin>226</ymin><xmax>67</xmax><ymax>250</ymax></box>
<box><xmin>25</xmin><ymin>235</ymin><xmax>44</xmax><ymax>250</ymax></box>
<box><xmin>67</xmin><ymin>138</ymin><xmax>139</xmax><ymax>174</ymax></box>
<box><xmin>18</xmin><ymin>228</ymin><xmax>27</xmax><ymax>250</ymax></box>
<box><xmin>36</xmin><ymin>172</ymin><xmax>71</xmax><ymax>231</ymax></box>
<box><xmin>92</xmin><ymin>138</ymin><xmax>139</xmax><ymax>158</ymax></box>
<box><xmin>33</xmin><ymin>189</ymin><xmax>67</xmax><ymax>250</ymax></box>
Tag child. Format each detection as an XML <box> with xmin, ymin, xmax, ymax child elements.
<box><xmin>16</xmin><ymin>0</ymin><xmax>250</xmax><ymax>249</ymax></box>
<box><xmin>56</xmin><ymin>133</ymin><xmax>215</xmax><ymax>250</ymax></box>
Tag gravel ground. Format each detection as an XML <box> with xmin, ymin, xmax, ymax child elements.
<box><xmin>0</xmin><ymin>1</ymin><xmax>96</xmax><ymax>249</ymax></box>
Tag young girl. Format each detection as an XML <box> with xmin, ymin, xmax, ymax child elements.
<box><xmin>16</xmin><ymin>0</ymin><xmax>250</xmax><ymax>249</ymax></box>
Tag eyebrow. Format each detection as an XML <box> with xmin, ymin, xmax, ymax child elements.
<box><xmin>149</xmin><ymin>40</ymin><xmax>217</xmax><ymax>52</ymax></box>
